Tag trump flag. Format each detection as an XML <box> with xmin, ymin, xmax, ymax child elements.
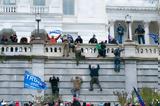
<box><xmin>24</xmin><ymin>71</ymin><xmax>47</xmax><ymax>90</ymax></box>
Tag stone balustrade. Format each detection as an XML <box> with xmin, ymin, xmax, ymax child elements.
<box><xmin>44</xmin><ymin>44</ymin><xmax>118</xmax><ymax>57</ymax></box>
<box><xmin>136</xmin><ymin>45</ymin><xmax>159</xmax><ymax>58</ymax></box>
<box><xmin>0</xmin><ymin>44</ymin><xmax>32</xmax><ymax>56</ymax></box>
<box><xmin>0</xmin><ymin>43</ymin><xmax>158</xmax><ymax>59</ymax></box>
<box><xmin>30</xmin><ymin>6</ymin><xmax>49</xmax><ymax>13</ymax></box>
<box><xmin>0</xmin><ymin>5</ymin><xmax>16</xmax><ymax>13</ymax></box>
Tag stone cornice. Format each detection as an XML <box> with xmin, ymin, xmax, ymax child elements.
<box><xmin>106</xmin><ymin>6</ymin><xmax>157</xmax><ymax>11</ymax></box>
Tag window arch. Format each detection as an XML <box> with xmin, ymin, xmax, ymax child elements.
<box><xmin>33</xmin><ymin>0</ymin><xmax>45</xmax><ymax>6</ymax></box>
<box><xmin>63</xmin><ymin>0</ymin><xmax>75</xmax><ymax>15</ymax></box>
<box><xmin>3</xmin><ymin>0</ymin><xmax>16</xmax><ymax>5</ymax></box>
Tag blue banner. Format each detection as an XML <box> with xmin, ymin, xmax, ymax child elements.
<box><xmin>49</xmin><ymin>30</ymin><xmax>62</xmax><ymax>35</ymax></box>
<box><xmin>24</xmin><ymin>71</ymin><xmax>47</xmax><ymax>90</ymax></box>
<box><xmin>149</xmin><ymin>33</ymin><xmax>159</xmax><ymax>44</ymax></box>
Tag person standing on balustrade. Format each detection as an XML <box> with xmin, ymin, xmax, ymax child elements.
<box><xmin>135</xmin><ymin>24</ymin><xmax>145</xmax><ymax>44</ymax></box>
<box><xmin>116</xmin><ymin>23</ymin><xmax>125</xmax><ymax>44</ymax></box>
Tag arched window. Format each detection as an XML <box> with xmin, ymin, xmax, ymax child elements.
<box><xmin>33</xmin><ymin>0</ymin><xmax>45</xmax><ymax>6</ymax></box>
<box><xmin>3</xmin><ymin>0</ymin><xmax>16</xmax><ymax>5</ymax></box>
<box><xmin>63</xmin><ymin>0</ymin><xmax>74</xmax><ymax>15</ymax></box>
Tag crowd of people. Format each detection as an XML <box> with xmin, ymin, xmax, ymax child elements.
<box><xmin>0</xmin><ymin>97</ymin><xmax>112</xmax><ymax>106</ymax></box>
<box><xmin>1</xmin><ymin>34</ymin><xmax>18</xmax><ymax>44</ymax></box>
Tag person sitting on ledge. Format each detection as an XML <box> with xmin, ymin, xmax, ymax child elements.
<box><xmin>10</xmin><ymin>34</ymin><xmax>18</xmax><ymax>43</ymax></box>
<box><xmin>1</xmin><ymin>35</ymin><xmax>8</xmax><ymax>44</ymax></box>
<box><xmin>96</xmin><ymin>41</ymin><xmax>106</xmax><ymax>58</ymax></box>
<box><xmin>110</xmin><ymin>38</ymin><xmax>118</xmax><ymax>45</ymax></box>
<box><xmin>20</xmin><ymin>37</ymin><xmax>28</xmax><ymax>44</ymax></box>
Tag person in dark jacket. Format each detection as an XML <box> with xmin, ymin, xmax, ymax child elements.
<box><xmin>89</xmin><ymin>64</ymin><xmax>102</xmax><ymax>91</ymax></box>
<box><xmin>116</xmin><ymin>23</ymin><xmax>124</xmax><ymax>44</ymax></box>
<box><xmin>113</xmin><ymin>46</ymin><xmax>124</xmax><ymax>72</ymax></box>
<box><xmin>10</xmin><ymin>34</ymin><xmax>18</xmax><ymax>43</ymax></box>
<box><xmin>49</xmin><ymin>75</ymin><xmax>59</xmax><ymax>95</ymax></box>
<box><xmin>135</xmin><ymin>24</ymin><xmax>145</xmax><ymax>44</ymax></box>
<box><xmin>89</xmin><ymin>34</ymin><xmax>98</xmax><ymax>44</ymax></box>
<box><xmin>75</xmin><ymin>35</ymin><xmax>83</xmax><ymax>43</ymax></box>
<box><xmin>1</xmin><ymin>35</ymin><xmax>8</xmax><ymax>44</ymax></box>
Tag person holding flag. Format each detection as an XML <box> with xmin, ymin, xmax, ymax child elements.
<box><xmin>48</xmin><ymin>30</ymin><xmax>62</xmax><ymax>44</ymax></box>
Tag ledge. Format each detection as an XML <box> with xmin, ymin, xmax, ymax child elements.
<box><xmin>106</xmin><ymin>6</ymin><xmax>156</xmax><ymax>11</ymax></box>
<box><xmin>0</xmin><ymin>55</ymin><xmax>157</xmax><ymax>61</ymax></box>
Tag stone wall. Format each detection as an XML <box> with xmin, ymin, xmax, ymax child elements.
<box><xmin>0</xmin><ymin>43</ymin><xmax>158</xmax><ymax>105</ymax></box>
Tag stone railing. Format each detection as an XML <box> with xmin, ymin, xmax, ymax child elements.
<box><xmin>31</xmin><ymin>6</ymin><xmax>49</xmax><ymax>13</ymax></box>
<box><xmin>136</xmin><ymin>45</ymin><xmax>159</xmax><ymax>58</ymax></box>
<box><xmin>0</xmin><ymin>5</ymin><xmax>16</xmax><ymax>13</ymax></box>
<box><xmin>0</xmin><ymin>44</ymin><xmax>32</xmax><ymax>56</ymax></box>
<box><xmin>44</xmin><ymin>44</ymin><xmax>118</xmax><ymax>57</ymax></box>
<box><xmin>0</xmin><ymin>43</ymin><xmax>158</xmax><ymax>59</ymax></box>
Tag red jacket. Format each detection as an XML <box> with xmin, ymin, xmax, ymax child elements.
<box><xmin>15</xmin><ymin>101</ymin><xmax>19</xmax><ymax>106</ymax></box>
<box><xmin>86</xmin><ymin>103</ymin><xmax>91</xmax><ymax>106</ymax></box>
<box><xmin>49</xmin><ymin>34</ymin><xmax>61</xmax><ymax>44</ymax></box>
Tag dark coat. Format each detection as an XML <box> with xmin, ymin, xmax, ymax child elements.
<box><xmin>89</xmin><ymin>38</ymin><xmax>97</xmax><ymax>43</ymax></box>
<box><xmin>89</xmin><ymin>64</ymin><xmax>100</xmax><ymax>77</ymax></box>
<box><xmin>75</xmin><ymin>37</ymin><xmax>83</xmax><ymax>43</ymax></box>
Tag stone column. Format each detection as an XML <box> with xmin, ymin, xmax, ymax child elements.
<box><xmin>124</xmin><ymin>42</ymin><xmax>137</xmax><ymax>98</ymax></box>
<box><xmin>31</xmin><ymin>41</ymin><xmax>45</xmax><ymax>101</ymax></box>
<box><xmin>144</xmin><ymin>21</ymin><xmax>150</xmax><ymax>44</ymax></box>
<box><xmin>129</xmin><ymin>22</ymin><xmax>132</xmax><ymax>41</ymax></box>
<box><xmin>105</xmin><ymin>23</ymin><xmax>109</xmax><ymax>43</ymax></box>
<box><xmin>109</xmin><ymin>20</ymin><xmax>115</xmax><ymax>39</ymax></box>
